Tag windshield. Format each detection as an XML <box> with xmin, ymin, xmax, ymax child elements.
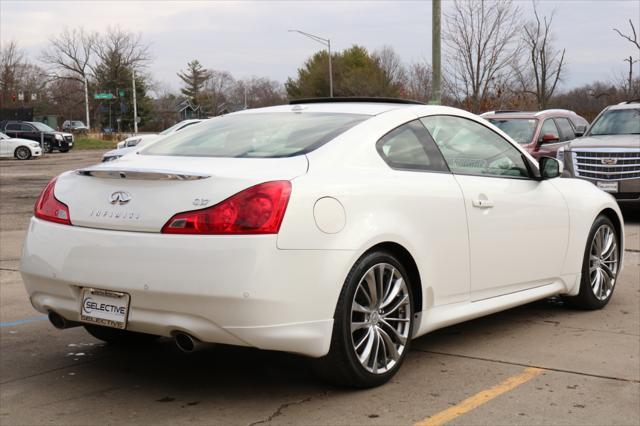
<box><xmin>143</xmin><ymin>112</ymin><xmax>369</xmax><ymax>158</ymax></box>
<box><xmin>31</xmin><ymin>122</ymin><xmax>55</xmax><ymax>132</ymax></box>
<box><xmin>488</xmin><ymin>118</ymin><xmax>538</xmax><ymax>144</ymax></box>
<box><xmin>589</xmin><ymin>109</ymin><xmax>640</xmax><ymax>136</ymax></box>
<box><xmin>0</xmin><ymin>132</ymin><xmax>8</xmax><ymax>139</ymax></box>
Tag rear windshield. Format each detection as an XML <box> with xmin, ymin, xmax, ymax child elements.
<box><xmin>142</xmin><ymin>112</ymin><xmax>368</xmax><ymax>158</ymax></box>
<box><xmin>488</xmin><ymin>118</ymin><xmax>538</xmax><ymax>144</ymax></box>
<box><xmin>588</xmin><ymin>109</ymin><xmax>640</xmax><ymax>136</ymax></box>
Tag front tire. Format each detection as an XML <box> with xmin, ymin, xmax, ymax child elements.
<box><xmin>14</xmin><ymin>146</ymin><xmax>31</xmax><ymax>160</ymax></box>
<box><xmin>563</xmin><ymin>215</ymin><xmax>620</xmax><ymax>310</ymax></box>
<box><xmin>314</xmin><ymin>251</ymin><xmax>414</xmax><ymax>388</ymax></box>
<box><xmin>44</xmin><ymin>141</ymin><xmax>53</xmax><ymax>153</ymax></box>
<box><xmin>84</xmin><ymin>325</ymin><xmax>159</xmax><ymax>345</ymax></box>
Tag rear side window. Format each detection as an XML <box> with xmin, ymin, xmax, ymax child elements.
<box><xmin>143</xmin><ymin>112</ymin><xmax>368</xmax><ymax>158</ymax></box>
<box><xmin>555</xmin><ymin>118</ymin><xmax>576</xmax><ymax>141</ymax></box>
<box><xmin>6</xmin><ymin>123</ymin><xmax>20</xmax><ymax>131</ymax></box>
<box><xmin>377</xmin><ymin>120</ymin><xmax>449</xmax><ymax>172</ymax></box>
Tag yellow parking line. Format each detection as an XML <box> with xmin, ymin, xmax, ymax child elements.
<box><xmin>414</xmin><ymin>367</ymin><xmax>545</xmax><ymax>426</ymax></box>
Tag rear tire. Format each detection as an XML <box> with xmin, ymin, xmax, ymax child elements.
<box><xmin>563</xmin><ymin>215</ymin><xmax>620</xmax><ymax>310</ymax></box>
<box><xmin>84</xmin><ymin>325</ymin><xmax>159</xmax><ymax>345</ymax></box>
<box><xmin>313</xmin><ymin>250</ymin><xmax>414</xmax><ymax>388</ymax></box>
<box><xmin>14</xmin><ymin>146</ymin><xmax>31</xmax><ymax>160</ymax></box>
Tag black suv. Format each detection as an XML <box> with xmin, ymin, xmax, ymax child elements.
<box><xmin>0</xmin><ymin>121</ymin><xmax>74</xmax><ymax>153</ymax></box>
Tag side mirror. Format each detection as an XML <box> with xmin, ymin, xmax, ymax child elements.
<box><xmin>540</xmin><ymin>133</ymin><xmax>560</xmax><ymax>144</ymax></box>
<box><xmin>574</xmin><ymin>125</ymin><xmax>587</xmax><ymax>137</ymax></box>
<box><xmin>539</xmin><ymin>156</ymin><xmax>563</xmax><ymax>179</ymax></box>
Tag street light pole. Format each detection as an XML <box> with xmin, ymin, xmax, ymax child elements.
<box><xmin>288</xmin><ymin>29</ymin><xmax>333</xmax><ymax>97</ymax></box>
<box><xmin>132</xmin><ymin>68</ymin><xmax>138</xmax><ymax>134</ymax></box>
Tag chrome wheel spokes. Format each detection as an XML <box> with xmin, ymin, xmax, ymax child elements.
<box><xmin>589</xmin><ymin>224</ymin><xmax>619</xmax><ymax>301</ymax></box>
<box><xmin>350</xmin><ymin>263</ymin><xmax>410</xmax><ymax>374</ymax></box>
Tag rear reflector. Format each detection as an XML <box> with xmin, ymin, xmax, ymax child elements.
<box><xmin>162</xmin><ymin>181</ymin><xmax>291</xmax><ymax>234</ymax></box>
<box><xmin>34</xmin><ymin>177</ymin><xmax>71</xmax><ymax>225</ymax></box>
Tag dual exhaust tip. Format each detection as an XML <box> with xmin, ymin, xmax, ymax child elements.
<box><xmin>48</xmin><ymin>311</ymin><xmax>212</xmax><ymax>353</ymax></box>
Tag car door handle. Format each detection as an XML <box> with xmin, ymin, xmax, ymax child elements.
<box><xmin>472</xmin><ymin>199</ymin><xmax>494</xmax><ymax>208</ymax></box>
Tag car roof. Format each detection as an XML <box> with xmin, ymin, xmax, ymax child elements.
<box><xmin>234</xmin><ymin>101</ymin><xmax>427</xmax><ymax>116</ymax></box>
<box><xmin>608</xmin><ymin>101</ymin><xmax>640</xmax><ymax>111</ymax></box>
<box><xmin>482</xmin><ymin>109</ymin><xmax>580</xmax><ymax>120</ymax></box>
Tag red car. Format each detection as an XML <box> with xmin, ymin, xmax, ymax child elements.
<box><xmin>481</xmin><ymin>109</ymin><xmax>589</xmax><ymax>159</ymax></box>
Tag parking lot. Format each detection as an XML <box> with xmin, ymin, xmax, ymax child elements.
<box><xmin>0</xmin><ymin>150</ymin><xmax>638</xmax><ymax>425</ymax></box>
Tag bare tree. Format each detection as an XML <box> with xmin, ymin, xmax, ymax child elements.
<box><xmin>404</xmin><ymin>61</ymin><xmax>432</xmax><ymax>103</ymax></box>
<box><xmin>202</xmin><ymin>70</ymin><xmax>235</xmax><ymax>116</ymax></box>
<box><xmin>373</xmin><ymin>46</ymin><xmax>407</xmax><ymax>89</ymax></box>
<box><xmin>613</xmin><ymin>19</ymin><xmax>640</xmax><ymax>51</ymax></box>
<box><xmin>41</xmin><ymin>28</ymin><xmax>96</xmax><ymax>128</ymax></box>
<box><xmin>93</xmin><ymin>27</ymin><xmax>151</xmax><ymax>69</ymax></box>
<box><xmin>517</xmin><ymin>2</ymin><xmax>566</xmax><ymax>109</ymax></box>
<box><xmin>0</xmin><ymin>40</ymin><xmax>23</xmax><ymax>104</ymax></box>
<box><xmin>443</xmin><ymin>0</ymin><xmax>522</xmax><ymax>113</ymax></box>
<box><xmin>613</xmin><ymin>19</ymin><xmax>639</xmax><ymax>97</ymax></box>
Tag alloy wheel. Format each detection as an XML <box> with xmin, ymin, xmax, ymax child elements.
<box><xmin>350</xmin><ymin>263</ymin><xmax>411</xmax><ymax>374</ymax></box>
<box><xmin>589</xmin><ymin>224</ymin><xmax>619</xmax><ymax>301</ymax></box>
<box><xmin>15</xmin><ymin>147</ymin><xmax>30</xmax><ymax>160</ymax></box>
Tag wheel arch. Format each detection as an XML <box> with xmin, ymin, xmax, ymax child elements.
<box><xmin>598</xmin><ymin>207</ymin><xmax>624</xmax><ymax>254</ymax></box>
<box><xmin>361</xmin><ymin>241</ymin><xmax>423</xmax><ymax>313</ymax></box>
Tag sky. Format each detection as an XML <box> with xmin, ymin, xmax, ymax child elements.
<box><xmin>1</xmin><ymin>0</ymin><xmax>639</xmax><ymax>95</ymax></box>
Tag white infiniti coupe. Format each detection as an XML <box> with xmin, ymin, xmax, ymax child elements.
<box><xmin>20</xmin><ymin>99</ymin><xmax>624</xmax><ymax>387</ymax></box>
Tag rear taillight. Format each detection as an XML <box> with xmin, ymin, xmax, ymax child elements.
<box><xmin>162</xmin><ymin>181</ymin><xmax>292</xmax><ymax>235</ymax></box>
<box><xmin>34</xmin><ymin>177</ymin><xmax>71</xmax><ymax>225</ymax></box>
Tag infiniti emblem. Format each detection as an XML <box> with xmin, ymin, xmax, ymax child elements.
<box><xmin>601</xmin><ymin>158</ymin><xmax>617</xmax><ymax>165</ymax></box>
<box><xmin>110</xmin><ymin>191</ymin><xmax>132</xmax><ymax>205</ymax></box>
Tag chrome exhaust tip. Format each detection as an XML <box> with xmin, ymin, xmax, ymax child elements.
<box><xmin>48</xmin><ymin>311</ymin><xmax>80</xmax><ymax>329</ymax></box>
<box><xmin>173</xmin><ymin>332</ymin><xmax>213</xmax><ymax>353</ymax></box>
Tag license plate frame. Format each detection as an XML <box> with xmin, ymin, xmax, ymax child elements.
<box><xmin>596</xmin><ymin>181</ymin><xmax>619</xmax><ymax>193</ymax></box>
<box><xmin>79</xmin><ymin>288</ymin><xmax>130</xmax><ymax>329</ymax></box>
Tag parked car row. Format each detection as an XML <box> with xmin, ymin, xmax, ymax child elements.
<box><xmin>481</xmin><ymin>102</ymin><xmax>639</xmax><ymax>205</ymax></box>
<box><xmin>0</xmin><ymin>120</ymin><xmax>74</xmax><ymax>154</ymax></box>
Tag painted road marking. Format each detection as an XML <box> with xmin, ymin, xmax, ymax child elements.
<box><xmin>0</xmin><ymin>316</ymin><xmax>48</xmax><ymax>328</ymax></box>
<box><xmin>415</xmin><ymin>367</ymin><xmax>545</xmax><ymax>426</ymax></box>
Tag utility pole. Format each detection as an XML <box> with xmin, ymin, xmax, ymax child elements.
<box><xmin>623</xmin><ymin>55</ymin><xmax>637</xmax><ymax>97</ymax></box>
<box><xmin>431</xmin><ymin>0</ymin><xmax>442</xmax><ymax>105</ymax></box>
<box><xmin>84</xmin><ymin>76</ymin><xmax>90</xmax><ymax>130</ymax></box>
<box><xmin>132</xmin><ymin>68</ymin><xmax>138</xmax><ymax>133</ymax></box>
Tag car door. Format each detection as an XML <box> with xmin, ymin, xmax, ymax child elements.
<box><xmin>421</xmin><ymin>115</ymin><xmax>569</xmax><ymax>301</ymax></box>
<box><xmin>0</xmin><ymin>134</ymin><xmax>10</xmax><ymax>157</ymax></box>
<box><xmin>4</xmin><ymin>123</ymin><xmax>21</xmax><ymax>139</ymax></box>
<box><xmin>20</xmin><ymin>123</ymin><xmax>39</xmax><ymax>142</ymax></box>
<box><xmin>376</xmin><ymin>120</ymin><xmax>470</xmax><ymax>306</ymax></box>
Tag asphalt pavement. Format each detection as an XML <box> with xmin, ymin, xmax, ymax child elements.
<box><xmin>1</xmin><ymin>151</ymin><xmax>638</xmax><ymax>425</ymax></box>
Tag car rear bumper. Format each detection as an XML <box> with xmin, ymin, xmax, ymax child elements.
<box><xmin>20</xmin><ymin>218</ymin><xmax>356</xmax><ymax>357</ymax></box>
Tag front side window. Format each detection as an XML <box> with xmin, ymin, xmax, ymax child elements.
<box><xmin>539</xmin><ymin>119</ymin><xmax>560</xmax><ymax>141</ymax></box>
<box><xmin>31</xmin><ymin>122</ymin><xmax>54</xmax><ymax>132</ymax></box>
<box><xmin>377</xmin><ymin>120</ymin><xmax>449</xmax><ymax>172</ymax></box>
<box><xmin>421</xmin><ymin>115</ymin><xmax>530</xmax><ymax>178</ymax></box>
<box><xmin>588</xmin><ymin>109</ymin><xmax>640</xmax><ymax>136</ymax></box>
<box><xmin>555</xmin><ymin>118</ymin><xmax>576</xmax><ymax>141</ymax></box>
<box><xmin>143</xmin><ymin>112</ymin><xmax>368</xmax><ymax>158</ymax></box>
<box><xmin>488</xmin><ymin>118</ymin><xmax>538</xmax><ymax>145</ymax></box>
